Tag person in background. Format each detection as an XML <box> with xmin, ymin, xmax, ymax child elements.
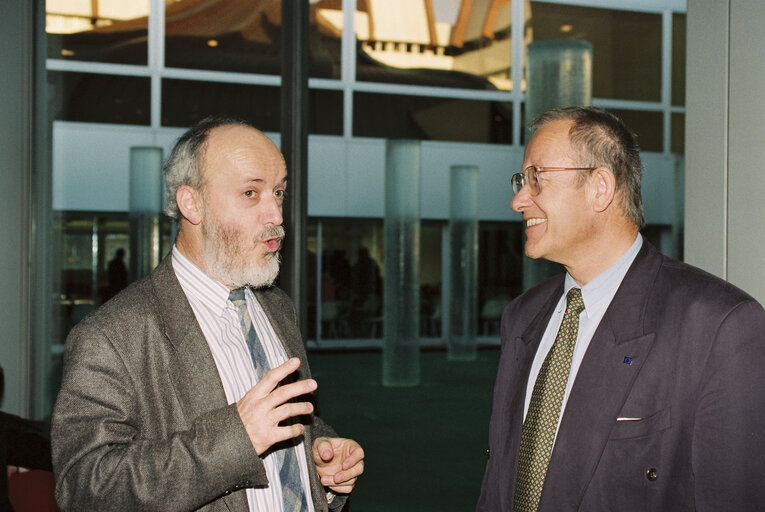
<box><xmin>52</xmin><ymin>116</ymin><xmax>364</xmax><ymax>511</ymax></box>
<box><xmin>477</xmin><ymin>106</ymin><xmax>765</xmax><ymax>511</ymax></box>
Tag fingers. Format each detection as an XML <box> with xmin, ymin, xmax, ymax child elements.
<box><xmin>313</xmin><ymin>438</ymin><xmax>365</xmax><ymax>494</ymax></box>
<box><xmin>322</xmin><ymin>464</ymin><xmax>363</xmax><ymax>494</ymax></box>
<box><xmin>341</xmin><ymin>444</ymin><xmax>365</xmax><ymax>471</ymax></box>
<box><xmin>237</xmin><ymin>358</ymin><xmax>318</xmax><ymax>455</ymax></box>
<box><xmin>313</xmin><ymin>437</ymin><xmax>334</xmax><ymax>462</ymax></box>
<box><xmin>252</xmin><ymin>358</ymin><xmax>303</xmax><ymax>398</ymax></box>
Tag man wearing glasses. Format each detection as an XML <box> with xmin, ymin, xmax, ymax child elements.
<box><xmin>476</xmin><ymin>106</ymin><xmax>765</xmax><ymax>512</ymax></box>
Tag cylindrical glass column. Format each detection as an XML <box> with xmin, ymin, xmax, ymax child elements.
<box><xmin>524</xmin><ymin>40</ymin><xmax>593</xmax><ymax>290</ymax></box>
<box><xmin>129</xmin><ymin>147</ymin><xmax>164</xmax><ymax>282</ymax></box>
<box><xmin>525</xmin><ymin>40</ymin><xmax>593</xmax><ymax>126</ymax></box>
<box><xmin>448</xmin><ymin>165</ymin><xmax>479</xmax><ymax>361</ymax></box>
<box><xmin>383</xmin><ymin>140</ymin><xmax>421</xmax><ymax>387</ymax></box>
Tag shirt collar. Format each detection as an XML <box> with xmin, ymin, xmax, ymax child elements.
<box><xmin>172</xmin><ymin>245</ymin><xmax>232</xmax><ymax>316</ymax></box>
<box><xmin>564</xmin><ymin>234</ymin><xmax>643</xmax><ymax>318</ymax></box>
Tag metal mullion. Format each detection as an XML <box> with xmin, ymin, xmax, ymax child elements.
<box><xmin>662</xmin><ymin>8</ymin><xmax>673</xmax><ymax>154</ymax></box>
<box><xmin>148</xmin><ymin>0</ymin><xmax>164</xmax><ymax>129</ymax></box>
<box><xmin>342</xmin><ymin>0</ymin><xmax>356</xmax><ymax>139</ymax></box>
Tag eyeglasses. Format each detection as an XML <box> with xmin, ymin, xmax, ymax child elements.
<box><xmin>511</xmin><ymin>165</ymin><xmax>597</xmax><ymax>195</ymax></box>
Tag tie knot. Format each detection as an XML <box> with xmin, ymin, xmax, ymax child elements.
<box><xmin>566</xmin><ymin>287</ymin><xmax>584</xmax><ymax>315</ymax></box>
<box><xmin>229</xmin><ymin>288</ymin><xmax>246</xmax><ymax>304</ymax></box>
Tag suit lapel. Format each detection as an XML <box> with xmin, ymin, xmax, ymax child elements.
<box><xmin>539</xmin><ymin>240</ymin><xmax>663</xmax><ymax>510</ymax></box>
<box><xmin>497</xmin><ymin>279</ymin><xmax>563</xmax><ymax>512</ymax></box>
<box><xmin>150</xmin><ymin>256</ymin><xmax>230</xmax><ymax>418</ymax></box>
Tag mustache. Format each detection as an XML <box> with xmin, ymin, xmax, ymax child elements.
<box><xmin>258</xmin><ymin>225</ymin><xmax>285</xmax><ymax>244</ymax></box>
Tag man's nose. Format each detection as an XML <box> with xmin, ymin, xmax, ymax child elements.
<box><xmin>265</xmin><ymin>195</ymin><xmax>283</xmax><ymax>226</ymax></box>
<box><xmin>510</xmin><ymin>185</ymin><xmax>531</xmax><ymax>212</ymax></box>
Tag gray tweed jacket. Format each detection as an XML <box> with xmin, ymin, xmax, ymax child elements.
<box><xmin>52</xmin><ymin>255</ymin><xmax>344</xmax><ymax>511</ymax></box>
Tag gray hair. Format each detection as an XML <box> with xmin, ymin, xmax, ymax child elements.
<box><xmin>163</xmin><ymin>116</ymin><xmax>251</xmax><ymax>220</ymax></box>
<box><xmin>530</xmin><ymin>106</ymin><xmax>645</xmax><ymax>229</ymax></box>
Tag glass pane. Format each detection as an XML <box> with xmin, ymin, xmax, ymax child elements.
<box><xmin>353</xmin><ymin>0</ymin><xmax>513</xmax><ymax>91</ymax></box>
<box><xmin>672</xmin><ymin>13</ymin><xmax>686</xmax><ymax>107</ymax></box>
<box><xmin>162</xmin><ymin>79</ymin><xmax>281</xmax><ymax>130</ymax></box>
<box><xmin>51</xmin><ymin>212</ymin><xmax>173</xmax><ymax>413</ymax></box>
<box><xmin>671</xmin><ymin>112</ymin><xmax>684</xmax><ymax>154</ymax></box>
<box><xmin>46</xmin><ymin>0</ymin><xmax>150</xmax><ymax>64</ymax></box>
<box><xmin>313</xmin><ymin>219</ymin><xmax>384</xmax><ymax>341</ymax></box>
<box><xmin>420</xmin><ymin>221</ymin><xmax>443</xmax><ymax>338</ymax></box>
<box><xmin>478</xmin><ymin>221</ymin><xmax>523</xmax><ymax>335</ymax></box>
<box><xmin>162</xmin><ymin>79</ymin><xmax>342</xmax><ymax>134</ymax></box>
<box><xmin>528</xmin><ymin>2</ymin><xmax>662</xmax><ymax>102</ymax></box>
<box><xmin>354</xmin><ymin>92</ymin><xmax>512</xmax><ymax>144</ymax></box>
<box><xmin>310</xmin><ymin>89</ymin><xmax>343</xmax><ymax>136</ymax></box>
<box><xmin>49</xmin><ymin>71</ymin><xmax>151</xmax><ymax>125</ymax></box>
<box><xmin>164</xmin><ymin>0</ymin><xmax>340</xmax><ymax>79</ymax></box>
<box><xmin>609</xmin><ymin>108</ymin><xmax>663</xmax><ymax>153</ymax></box>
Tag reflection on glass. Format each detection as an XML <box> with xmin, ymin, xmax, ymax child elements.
<box><xmin>164</xmin><ymin>0</ymin><xmax>341</xmax><ymax>79</ymax></box>
<box><xmin>672</xmin><ymin>13</ymin><xmax>686</xmax><ymax>106</ymax></box>
<box><xmin>305</xmin><ymin>218</ymin><xmax>443</xmax><ymax>343</ymax></box>
<box><xmin>529</xmin><ymin>1</ymin><xmax>662</xmax><ymax>102</ymax></box>
<box><xmin>162</xmin><ymin>79</ymin><xmax>281</xmax><ymax>129</ymax></box>
<box><xmin>478</xmin><ymin>221</ymin><xmax>523</xmax><ymax>334</ymax></box>
<box><xmin>354</xmin><ymin>92</ymin><xmax>511</xmax><ymax>143</ymax></box>
<box><xmin>610</xmin><ymin>108</ymin><xmax>663</xmax><ymax>153</ymax></box>
<box><xmin>49</xmin><ymin>71</ymin><xmax>151</xmax><ymax>125</ymax></box>
<box><xmin>339</xmin><ymin>0</ymin><xmax>514</xmax><ymax>91</ymax></box>
<box><xmin>46</xmin><ymin>0</ymin><xmax>150</xmax><ymax>64</ymax></box>
<box><xmin>54</xmin><ymin>213</ymin><xmax>174</xmax><ymax>343</ymax></box>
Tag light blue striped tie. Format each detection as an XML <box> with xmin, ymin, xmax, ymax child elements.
<box><xmin>230</xmin><ymin>288</ymin><xmax>309</xmax><ymax>512</ymax></box>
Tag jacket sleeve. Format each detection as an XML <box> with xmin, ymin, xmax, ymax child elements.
<box><xmin>692</xmin><ymin>299</ymin><xmax>765</xmax><ymax>511</ymax></box>
<box><xmin>51</xmin><ymin>320</ymin><xmax>265</xmax><ymax>512</ymax></box>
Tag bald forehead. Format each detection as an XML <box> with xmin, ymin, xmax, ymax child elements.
<box><xmin>206</xmin><ymin>124</ymin><xmax>280</xmax><ymax>155</ymax></box>
<box><xmin>200</xmin><ymin>124</ymin><xmax>285</xmax><ymax>179</ymax></box>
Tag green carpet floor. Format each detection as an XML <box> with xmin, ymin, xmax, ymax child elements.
<box><xmin>308</xmin><ymin>348</ymin><xmax>501</xmax><ymax>512</ymax></box>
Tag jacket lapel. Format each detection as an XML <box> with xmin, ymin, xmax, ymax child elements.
<box><xmin>496</xmin><ymin>278</ymin><xmax>563</xmax><ymax>512</ymax></box>
<box><xmin>539</xmin><ymin>240</ymin><xmax>663</xmax><ymax>510</ymax></box>
<box><xmin>149</xmin><ymin>256</ymin><xmax>246</xmax><ymax>511</ymax></box>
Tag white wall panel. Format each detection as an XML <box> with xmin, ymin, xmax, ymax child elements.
<box><xmin>54</xmin><ymin>124</ymin><xmax>678</xmax><ymax>227</ymax></box>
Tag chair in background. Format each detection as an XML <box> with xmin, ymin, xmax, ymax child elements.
<box><xmin>8</xmin><ymin>470</ymin><xmax>58</xmax><ymax>512</ymax></box>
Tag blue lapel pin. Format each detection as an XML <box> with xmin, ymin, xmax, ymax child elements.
<box><xmin>623</xmin><ymin>356</ymin><xmax>633</xmax><ymax>365</ymax></box>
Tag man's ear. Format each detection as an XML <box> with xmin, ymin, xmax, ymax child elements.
<box><xmin>590</xmin><ymin>166</ymin><xmax>616</xmax><ymax>213</ymax></box>
<box><xmin>176</xmin><ymin>185</ymin><xmax>203</xmax><ymax>225</ymax></box>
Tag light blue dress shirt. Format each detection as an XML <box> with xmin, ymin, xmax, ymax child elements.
<box><xmin>522</xmin><ymin>235</ymin><xmax>643</xmax><ymax>442</ymax></box>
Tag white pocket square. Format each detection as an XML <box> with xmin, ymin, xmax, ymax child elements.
<box><xmin>616</xmin><ymin>417</ymin><xmax>642</xmax><ymax>421</ymax></box>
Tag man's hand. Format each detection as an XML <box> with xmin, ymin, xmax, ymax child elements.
<box><xmin>312</xmin><ymin>437</ymin><xmax>365</xmax><ymax>494</ymax></box>
<box><xmin>236</xmin><ymin>358</ymin><xmax>316</xmax><ymax>456</ymax></box>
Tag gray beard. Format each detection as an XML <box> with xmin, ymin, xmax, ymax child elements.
<box><xmin>201</xmin><ymin>217</ymin><xmax>284</xmax><ymax>289</ymax></box>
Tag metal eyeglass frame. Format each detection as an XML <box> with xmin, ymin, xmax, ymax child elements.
<box><xmin>511</xmin><ymin>165</ymin><xmax>597</xmax><ymax>195</ymax></box>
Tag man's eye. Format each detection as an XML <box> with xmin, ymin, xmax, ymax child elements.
<box><xmin>244</xmin><ymin>190</ymin><xmax>255</xmax><ymax>198</ymax></box>
<box><xmin>274</xmin><ymin>190</ymin><xmax>285</xmax><ymax>198</ymax></box>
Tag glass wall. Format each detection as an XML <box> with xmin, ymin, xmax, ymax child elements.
<box><xmin>42</xmin><ymin>0</ymin><xmax>687</xmax><ymax>414</ymax></box>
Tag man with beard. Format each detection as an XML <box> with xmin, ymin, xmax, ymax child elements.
<box><xmin>52</xmin><ymin>117</ymin><xmax>364</xmax><ymax>511</ymax></box>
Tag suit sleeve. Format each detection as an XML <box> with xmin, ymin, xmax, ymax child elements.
<box><xmin>52</xmin><ymin>321</ymin><xmax>265</xmax><ymax>512</ymax></box>
<box><xmin>692</xmin><ymin>300</ymin><xmax>765</xmax><ymax>511</ymax></box>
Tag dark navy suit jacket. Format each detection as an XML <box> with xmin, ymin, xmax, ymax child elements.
<box><xmin>477</xmin><ymin>238</ymin><xmax>765</xmax><ymax>511</ymax></box>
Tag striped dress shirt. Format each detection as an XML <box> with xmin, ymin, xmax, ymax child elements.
<box><xmin>173</xmin><ymin>247</ymin><xmax>315</xmax><ymax>512</ymax></box>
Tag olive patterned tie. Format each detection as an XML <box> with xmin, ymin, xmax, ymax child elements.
<box><xmin>513</xmin><ymin>287</ymin><xmax>585</xmax><ymax>512</ymax></box>
<box><xmin>229</xmin><ymin>288</ymin><xmax>309</xmax><ymax>512</ymax></box>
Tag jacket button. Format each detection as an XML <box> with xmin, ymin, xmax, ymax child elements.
<box><xmin>646</xmin><ymin>467</ymin><xmax>658</xmax><ymax>481</ymax></box>
<box><xmin>486</xmin><ymin>448</ymin><xmax>490</xmax><ymax>459</ymax></box>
